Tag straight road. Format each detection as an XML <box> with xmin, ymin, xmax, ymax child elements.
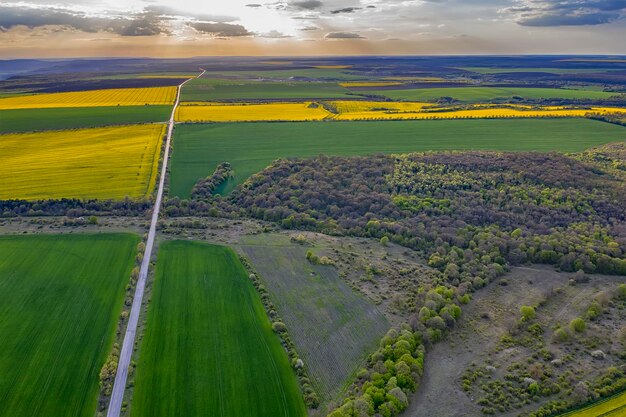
<box><xmin>106</xmin><ymin>69</ymin><xmax>205</xmax><ymax>417</ymax></box>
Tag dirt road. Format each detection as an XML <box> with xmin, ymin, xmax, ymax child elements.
<box><xmin>105</xmin><ymin>70</ymin><xmax>204</xmax><ymax>417</ymax></box>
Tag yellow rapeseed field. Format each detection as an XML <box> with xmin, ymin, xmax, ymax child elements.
<box><xmin>176</xmin><ymin>102</ymin><xmax>333</xmax><ymax>122</ymax></box>
<box><xmin>329</xmin><ymin>101</ymin><xmax>626</xmax><ymax>121</ymax></box>
<box><xmin>0</xmin><ymin>124</ymin><xmax>165</xmax><ymax>200</ymax></box>
<box><xmin>0</xmin><ymin>87</ymin><xmax>177</xmax><ymax>110</ymax></box>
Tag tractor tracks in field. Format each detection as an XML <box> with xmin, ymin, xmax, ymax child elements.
<box><xmin>105</xmin><ymin>69</ymin><xmax>204</xmax><ymax>417</ymax></box>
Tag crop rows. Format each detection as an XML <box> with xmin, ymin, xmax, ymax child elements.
<box><xmin>0</xmin><ymin>86</ymin><xmax>177</xmax><ymax>110</ymax></box>
<box><xmin>132</xmin><ymin>241</ymin><xmax>306</xmax><ymax>417</ymax></box>
<box><xmin>239</xmin><ymin>238</ymin><xmax>389</xmax><ymax>403</ymax></box>
<box><xmin>0</xmin><ymin>234</ymin><xmax>138</xmax><ymax>417</ymax></box>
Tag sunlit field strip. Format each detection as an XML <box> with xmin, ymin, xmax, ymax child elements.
<box><xmin>339</xmin><ymin>81</ymin><xmax>404</xmax><ymax>87</ymax></box>
<box><xmin>176</xmin><ymin>102</ymin><xmax>333</xmax><ymax>122</ymax></box>
<box><xmin>0</xmin><ymin>124</ymin><xmax>165</xmax><ymax>200</ymax></box>
<box><xmin>0</xmin><ymin>87</ymin><xmax>177</xmax><ymax>110</ymax></box>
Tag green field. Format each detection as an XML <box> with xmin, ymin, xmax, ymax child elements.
<box><xmin>558</xmin><ymin>390</ymin><xmax>626</xmax><ymax>417</ymax></box>
<box><xmin>457</xmin><ymin>67</ymin><xmax>625</xmax><ymax>74</ymax></box>
<box><xmin>0</xmin><ymin>233</ymin><xmax>138</xmax><ymax>417</ymax></box>
<box><xmin>358</xmin><ymin>86</ymin><xmax>620</xmax><ymax>101</ymax></box>
<box><xmin>169</xmin><ymin>118</ymin><xmax>626</xmax><ymax>197</ymax></box>
<box><xmin>201</xmin><ymin>68</ymin><xmax>367</xmax><ymax>80</ymax></box>
<box><xmin>0</xmin><ymin>105</ymin><xmax>171</xmax><ymax>133</ymax></box>
<box><xmin>239</xmin><ymin>234</ymin><xmax>389</xmax><ymax>403</ymax></box>
<box><xmin>132</xmin><ymin>241</ymin><xmax>306</xmax><ymax>417</ymax></box>
<box><xmin>181</xmin><ymin>78</ymin><xmax>352</xmax><ymax>101</ymax></box>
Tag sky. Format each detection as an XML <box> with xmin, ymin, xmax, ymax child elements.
<box><xmin>0</xmin><ymin>0</ymin><xmax>625</xmax><ymax>58</ymax></box>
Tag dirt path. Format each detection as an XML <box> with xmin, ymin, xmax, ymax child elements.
<box><xmin>105</xmin><ymin>69</ymin><xmax>204</xmax><ymax>417</ymax></box>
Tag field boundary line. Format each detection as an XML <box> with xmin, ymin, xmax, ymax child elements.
<box><xmin>105</xmin><ymin>69</ymin><xmax>204</xmax><ymax>417</ymax></box>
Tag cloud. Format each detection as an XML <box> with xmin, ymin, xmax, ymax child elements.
<box><xmin>188</xmin><ymin>22</ymin><xmax>253</xmax><ymax>37</ymax></box>
<box><xmin>291</xmin><ymin>0</ymin><xmax>323</xmax><ymax>10</ymax></box>
<box><xmin>259</xmin><ymin>30</ymin><xmax>293</xmax><ymax>38</ymax></box>
<box><xmin>246</xmin><ymin>4</ymin><xmax>263</xmax><ymax>7</ymax></box>
<box><xmin>142</xmin><ymin>5</ymin><xmax>236</xmax><ymax>23</ymax></box>
<box><xmin>0</xmin><ymin>5</ymin><xmax>170</xmax><ymax>35</ymax></box>
<box><xmin>331</xmin><ymin>7</ymin><xmax>361</xmax><ymax>14</ymax></box>
<box><xmin>504</xmin><ymin>0</ymin><xmax>626</xmax><ymax>26</ymax></box>
<box><xmin>325</xmin><ymin>31</ymin><xmax>365</xmax><ymax>39</ymax></box>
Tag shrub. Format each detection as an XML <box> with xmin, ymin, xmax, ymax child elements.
<box><xmin>570</xmin><ymin>318</ymin><xmax>586</xmax><ymax>333</ymax></box>
<box><xmin>520</xmin><ymin>305</ymin><xmax>536</xmax><ymax>322</ymax></box>
<box><xmin>554</xmin><ymin>327</ymin><xmax>570</xmax><ymax>343</ymax></box>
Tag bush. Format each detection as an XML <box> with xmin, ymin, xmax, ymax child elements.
<box><xmin>554</xmin><ymin>327</ymin><xmax>570</xmax><ymax>343</ymax></box>
<box><xmin>570</xmin><ymin>317</ymin><xmax>586</xmax><ymax>333</ymax></box>
<box><xmin>520</xmin><ymin>305</ymin><xmax>536</xmax><ymax>322</ymax></box>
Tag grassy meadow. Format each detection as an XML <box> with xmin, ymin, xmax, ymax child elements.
<box><xmin>358</xmin><ymin>86</ymin><xmax>621</xmax><ymax>102</ymax></box>
<box><xmin>169</xmin><ymin>118</ymin><xmax>626</xmax><ymax>197</ymax></box>
<box><xmin>0</xmin><ymin>233</ymin><xmax>138</xmax><ymax>417</ymax></box>
<box><xmin>0</xmin><ymin>124</ymin><xmax>164</xmax><ymax>200</ymax></box>
<box><xmin>131</xmin><ymin>241</ymin><xmax>306</xmax><ymax>417</ymax></box>
<box><xmin>239</xmin><ymin>234</ymin><xmax>389</xmax><ymax>403</ymax></box>
<box><xmin>0</xmin><ymin>86</ymin><xmax>177</xmax><ymax>109</ymax></box>
<box><xmin>181</xmin><ymin>78</ymin><xmax>352</xmax><ymax>101</ymax></box>
<box><xmin>0</xmin><ymin>105</ymin><xmax>171</xmax><ymax>133</ymax></box>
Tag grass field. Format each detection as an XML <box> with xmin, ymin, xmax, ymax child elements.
<box><xmin>558</xmin><ymin>390</ymin><xmax>626</xmax><ymax>417</ymax></box>
<box><xmin>0</xmin><ymin>124</ymin><xmax>164</xmax><ymax>200</ymax></box>
<box><xmin>169</xmin><ymin>118</ymin><xmax>626</xmax><ymax>197</ymax></box>
<box><xmin>0</xmin><ymin>105</ymin><xmax>171</xmax><ymax>133</ymax></box>
<box><xmin>0</xmin><ymin>86</ymin><xmax>177</xmax><ymax>109</ymax></box>
<box><xmin>181</xmin><ymin>78</ymin><xmax>352</xmax><ymax>101</ymax></box>
<box><xmin>131</xmin><ymin>241</ymin><xmax>306</xmax><ymax>417</ymax></box>
<box><xmin>357</xmin><ymin>86</ymin><xmax>621</xmax><ymax>101</ymax></box>
<box><xmin>0</xmin><ymin>233</ymin><xmax>138</xmax><ymax>417</ymax></box>
<box><xmin>200</xmin><ymin>68</ymin><xmax>366</xmax><ymax>80</ymax></box>
<box><xmin>176</xmin><ymin>102</ymin><xmax>332</xmax><ymax>122</ymax></box>
<box><xmin>238</xmin><ymin>234</ymin><xmax>389</xmax><ymax>403</ymax></box>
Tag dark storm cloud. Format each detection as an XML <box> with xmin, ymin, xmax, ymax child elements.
<box><xmin>0</xmin><ymin>5</ymin><xmax>170</xmax><ymax>35</ymax></box>
<box><xmin>188</xmin><ymin>22</ymin><xmax>253</xmax><ymax>37</ymax></box>
<box><xmin>291</xmin><ymin>0</ymin><xmax>324</xmax><ymax>10</ymax></box>
<box><xmin>325</xmin><ymin>31</ymin><xmax>365</xmax><ymax>39</ymax></box>
<box><xmin>330</xmin><ymin>7</ymin><xmax>361</xmax><ymax>14</ymax></box>
<box><xmin>506</xmin><ymin>0</ymin><xmax>626</xmax><ymax>26</ymax></box>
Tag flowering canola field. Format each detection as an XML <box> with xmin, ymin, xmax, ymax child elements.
<box><xmin>0</xmin><ymin>124</ymin><xmax>165</xmax><ymax>200</ymax></box>
<box><xmin>330</xmin><ymin>101</ymin><xmax>626</xmax><ymax>121</ymax></box>
<box><xmin>176</xmin><ymin>102</ymin><xmax>333</xmax><ymax>122</ymax></box>
<box><xmin>0</xmin><ymin>87</ymin><xmax>177</xmax><ymax>110</ymax></box>
<box><xmin>174</xmin><ymin>100</ymin><xmax>626</xmax><ymax>123</ymax></box>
